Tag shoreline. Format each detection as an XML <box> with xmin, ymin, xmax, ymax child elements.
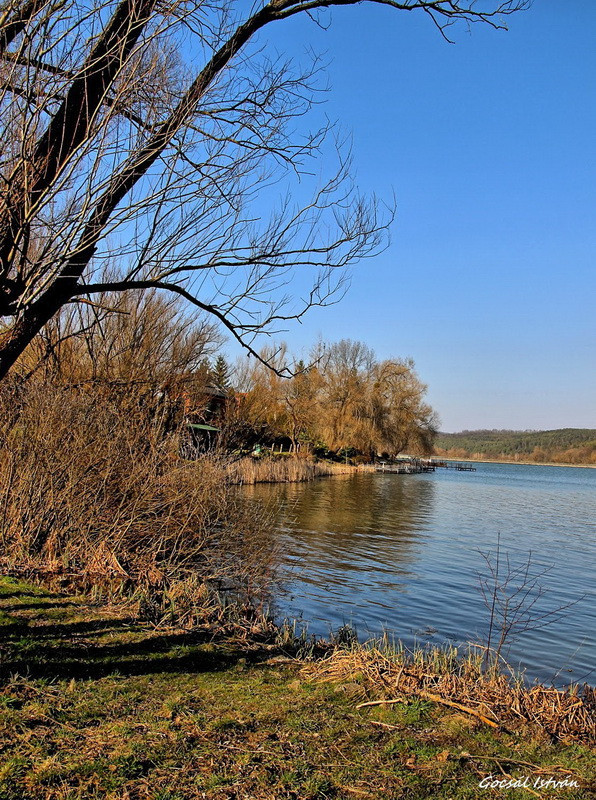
<box><xmin>1</xmin><ymin>576</ymin><xmax>593</xmax><ymax>799</ymax></box>
<box><xmin>435</xmin><ymin>456</ymin><xmax>596</xmax><ymax>469</ymax></box>
<box><xmin>227</xmin><ymin>456</ymin><xmax>371</xmax><ymax>485</ymax></box>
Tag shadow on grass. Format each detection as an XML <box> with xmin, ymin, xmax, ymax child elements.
<box><xmin>0</xmin><ymin>605</ymin><xmax>275</xmax><ymax>682</ymax></box>
<box><xmin>0</xmin><ymin>588</ymin><xmax>54</xmax><ymax>600</ymax></box>
<box><xmin>2</xmin><ymin>616</ymin><xmax>138</xmax><ymax>637</ymax></box>
<box><xmin>1</xmin><ymin>600</ymin><xmax>83</xmax><ymax>612</ymax></box>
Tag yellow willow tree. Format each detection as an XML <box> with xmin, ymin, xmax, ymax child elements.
<box><xmin>0</xmin><ymin>0</ymin><xmax>525</xmax><ymax>381</ymax></box>
<box><xmin>315</xmin><ymin>338</ymin><xmax>375</xmax><ymax>452</ymax></box>
<box><xmin>223</xmin><ymin>344</ymin><xmax>290</xmax><ymax>447</ymax></box>
<box><xmin>312</xmin><ymin>340</ymin><xmax>437</xmax><ymax>457</ymax></box>
<box><xmin>229</xmin><ymin>339</ymin><xmax>436</xmax><ymax>454</ymax></box>
<box><xmin>366</xmin><ymin>357</ymin><xmax>438</xmax><ymax>455</ymax></box>
<box><xmin>283</xmin><ymin>361</ymin><xmax>323</xmax><ymax>453</ymax></box>
<box><xmin>237</xmin><ymin>349</ymin><xmax>324</xmax><ymax>452</ymax></box>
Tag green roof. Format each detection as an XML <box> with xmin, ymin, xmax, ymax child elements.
<box><xmin>187</xmin><ymin>423</ymin><xmax>220</xmax><ymax>432</ymax></box>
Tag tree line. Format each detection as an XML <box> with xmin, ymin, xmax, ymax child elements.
<box><xmin>435</xmin><ymin>429</ymin><xmax>596</xmax><ymax>465</ymax></box>
<box><xmin>219</xmin><ymin>339</ymin><xmax>437</xmax><ymax>459</ymax></box>
<box><xmin>11</xmin><ymin>289</ymin><xmax>437</xmax><ymax>460</ymax></box>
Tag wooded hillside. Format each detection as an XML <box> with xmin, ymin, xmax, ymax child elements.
<box><xmin>434</xmin><ymin>429</ymin><xmax>596</xmax><ymax>465</ymax></box>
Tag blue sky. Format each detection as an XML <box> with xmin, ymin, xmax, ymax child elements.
<box><xmin>230</xmin><ymin>1</ymin><xmax>596</xmax><ymax>431</ymax></box>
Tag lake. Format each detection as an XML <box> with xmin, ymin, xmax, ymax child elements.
<box><xmin>244</xmin><ymin>462</ymin><xmax>596</xmax><ymax>686</ymax></box>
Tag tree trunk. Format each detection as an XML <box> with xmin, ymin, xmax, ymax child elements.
<box><xmin>0</xmin><ymin>288</ymin><xmax>72</xmax><ymax>380</ymax></box>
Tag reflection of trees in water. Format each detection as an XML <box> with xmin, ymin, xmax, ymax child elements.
<box><xmin>243</xmin><ymin>474</ymin><xmax>436</xmax><ymax>580</ymax></box>
<box><xmin>241</xmin><ymin>472</ymin><xmax>596</xmax><ymax>685</ymax></box>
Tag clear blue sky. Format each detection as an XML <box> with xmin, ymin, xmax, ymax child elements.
<box><xmin>230</xmin><ymin>1</ymin><xmax>596</xmax><ymax>432</ymax></box>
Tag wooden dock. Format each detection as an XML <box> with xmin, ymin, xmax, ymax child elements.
<box><xmin>431</xmin><ymin>460</ymin><xmax>477</xmax><ymax>471</ymax></box>
<box><xmin>376</xmin><ymin>463</ymin><xmax>434</xmax><ymax>474</ymax></box>
<box><xmin>375</xmin><ymin>458</ymin><xmax>476</xmax><ymax>474</ymax></box>
<box><xmin>376</xmin><ymin>459</ymin><xmax>435</xmax><ymax>474</ymax></box>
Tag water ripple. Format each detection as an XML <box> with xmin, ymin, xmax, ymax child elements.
<box><xmin>246</xmin><ymin>463</ymin><xmax>596</xmax><ymax>686</ymax></box>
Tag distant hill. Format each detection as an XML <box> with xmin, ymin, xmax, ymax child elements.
<box><xmin>433</xmin><ymin>429</ymin><xmax>596</xmax><ymax>465</ymax></box>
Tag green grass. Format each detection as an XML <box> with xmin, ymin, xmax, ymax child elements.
<box><xmin>0</xmin><ymin>577</ymin><xmax>594</xmax><ymax>799</ymax></box>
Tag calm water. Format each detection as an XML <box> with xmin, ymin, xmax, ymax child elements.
<box><xmin>244</xmin><ymin>463</ymin><xmax>596</xmax><ymax>686</ymax></box>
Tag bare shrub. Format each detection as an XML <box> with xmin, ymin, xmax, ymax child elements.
<box><xmin>477</xmin><ymin>534</ymin><xmax>583</xmax><ymax>671</ymax></box>
<box><xmin>18</xmin><ymin>288</ymin><xmax>222</xmax><ymax>388</ymax></box>
<box><xmin>0</xmin><ymin>382</ymin><xmax>275</xmax><ymax>625</ymax></box>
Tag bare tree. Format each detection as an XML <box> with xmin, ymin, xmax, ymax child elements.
<box><xmin>0</xmin><ymin>0</ymin><xmax>526</xmax><ymax>382</ymax></box>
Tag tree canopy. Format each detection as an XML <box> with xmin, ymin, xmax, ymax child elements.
<box><xmin>230</xmin><ymin>339</ymin><xmax>438</xmax><ymax>456</ymax></box>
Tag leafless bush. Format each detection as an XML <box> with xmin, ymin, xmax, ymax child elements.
<box><xmin>18</xmin><ymin>287</ymin><xmax>223</xmax><ymax>387</ymax></box>
<box><xmin>0</xmin><ymin>382</ymin><xmax>276</xmax><ymax>625</ymax></box>
<box><xmin>477</xmin><ymin>534</ymin><xmax>583</xmax><ymax>671</ymax></box>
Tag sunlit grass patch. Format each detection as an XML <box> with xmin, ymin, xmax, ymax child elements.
<box><xmin>0</xmin><ymin>577</ymin><xmax>594</xmax><ymax>800</ymax></box>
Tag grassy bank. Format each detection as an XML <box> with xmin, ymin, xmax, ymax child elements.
<box><xmin>226</xmin><ymin>457</ymin><xmax>373</xmax><ymax>485</ymax></box>
<box><xmin>1</xmin><ymin>578</ymin><xmax>594</xmax><ymax>800</ymax></box>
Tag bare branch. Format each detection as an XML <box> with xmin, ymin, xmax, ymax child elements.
<box><xmin>0</xmin><ymin>0</ymin><xmax>527</xmax><ymax>380</ymax></box>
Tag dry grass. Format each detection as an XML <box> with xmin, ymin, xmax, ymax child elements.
<box><xmin>0</xmin><ymin>382</ymin><xmax>276</xmax><ymax>624</ymax></box>
<box><xmin>0</xmin><ymin>578</ymin><xmax>596</xmax><ymax>800</ymax></box>
<box><xmin>226</xmin><ymin>456</ymin><xmax>373</xmax><ymax>485</ymax></box>
<box><xmin>305</xmin><ymin>645</ymin><xmax>596</xmax><ymax>745</ymax></box>
<box><xmin>2</xmin><ymin>578</ymin><xmax>593</xmax><ymax>800</ymax></box>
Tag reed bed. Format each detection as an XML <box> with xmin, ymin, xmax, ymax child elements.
<box><xmin>226</xmin><ymin>456</ymin><xmax>373</xmax><ymax>485</ymax></box>
<box><xmin>305</xmin><ymin>645</ymin><xmax>596</xmax><ymax>745</ymax></box>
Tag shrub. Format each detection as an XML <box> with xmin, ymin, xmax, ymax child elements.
<box><xmin>0</xmin><ymin>382</ymin><xmax>275</xmax><ymax>625</ymax></box>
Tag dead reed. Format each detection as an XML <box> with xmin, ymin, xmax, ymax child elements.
<box><xmin>305</xmin><ymin>645</ymin><xmax>596</xmax><ymax>745</ymax></box>
<box><xmin>226</xmin><ymin>456</ymin><xmax>373</xmax><ymax>485</ymax></box>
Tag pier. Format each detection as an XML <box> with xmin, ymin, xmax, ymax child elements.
<box><xmin>432</xmin><ymin>460</ymin><xmax>477</xmax><ymax>471</ymax></box>
<box><xmin>376</xmin><ymin>461</ymin><xmax>434</xmax><ymax>474</ymax></box>
<box><xmin>376</xmin><ymin>458</ymin><xmax>476</xmax><ymax>474</ymax></box>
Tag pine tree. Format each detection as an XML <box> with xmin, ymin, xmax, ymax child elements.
<box><xmin>212</xmin><ymin>356</ymin><xmax>231</xmax><ymax>391</ymax></box>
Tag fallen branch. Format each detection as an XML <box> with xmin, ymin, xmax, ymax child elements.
<box><xmin>356</xmin><ymin>698</ymin><xmax>405</xmax><ymax>710</ymax></box>
<box><xmin>356</xmin><ymin>689</ymin><xmax>502</xmax><ymax>730</ymax></box>
<box><xmin>417</xmin><ymin>690</ymin><xmax>504</xmax><ymax>730</ymax></box>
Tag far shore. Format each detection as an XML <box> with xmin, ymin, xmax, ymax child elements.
<box><xmin>436</xmin><ymin>456</ymin><xmax>596</xmax><ymax>469</ymax></box>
